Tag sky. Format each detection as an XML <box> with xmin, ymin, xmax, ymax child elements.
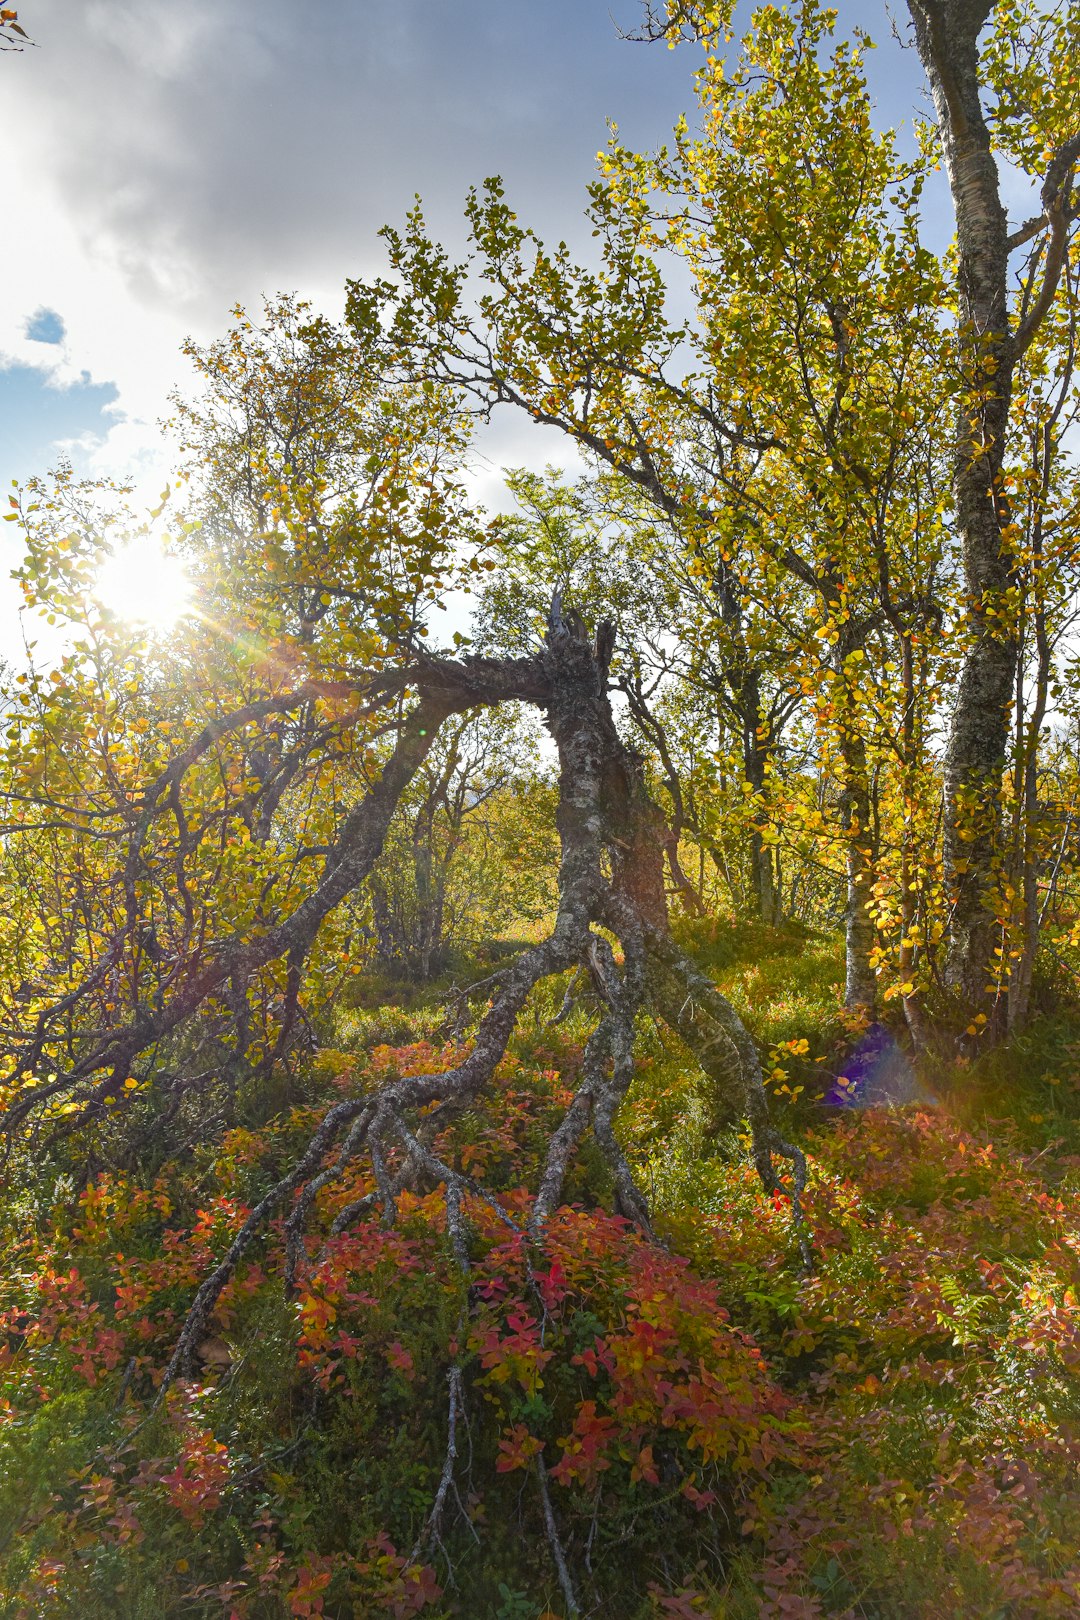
<box><xmin>0</xmin><ymin>0</ymin><xmax>1030</xmax><ymax>650</ymax></box>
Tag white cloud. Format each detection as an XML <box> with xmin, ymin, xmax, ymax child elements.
<box><xmin>2</xmin><ymin>2</ymin><xmax>696</xmax><ymax>501</ymax></box>
<box><xmin>1</xmin><ymin>0</ymin><xmax>942</xmax><ymax>514</ymax></box>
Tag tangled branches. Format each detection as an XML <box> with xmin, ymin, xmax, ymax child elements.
<box><xmin>3</xmin><ymin>597</ymin><xmax>809</xmax><ymax>1595</ymax></box>
<box><xmin>139</xmin><ymin>600</ymin><xmax>807</xmax><ymax>1389</ymax></box>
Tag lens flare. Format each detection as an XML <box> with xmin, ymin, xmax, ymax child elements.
<box><xmin>95</xmin><ymin>539</ymin><xmax>194</xmax><ymax>633</ymax></box>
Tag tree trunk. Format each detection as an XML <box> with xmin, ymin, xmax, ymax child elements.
<box><xmin>838</xmin><ymin>742</ymin><xmax>877</xmax><ymax>1015</ymax></box>
<box><xmin>370</xmin><ymin>879</ymin><xmax>402</xmax><ymax>974</ymax></box>
<box><xmin>712</xmin><ymin>555</ymin><xmax>783</xmax><ymax>927</ymax></box>
<box><xmin>907</xmin><ymin>0</ymin><xmax>1017</xmax><ymax>1009</ymax></box>
<box><xmin>619</xmin><ymin>674</ymin><xmax>707</xmax><ymax>916</ymax></box>
<box><xmin>898</xmin><ymin>632</ymin><xmax>931</xmax><ymax>1049</ymax></box>
<box><xmin>743</xmin><ymin>696</ymin><xmax>781</xmax><ymax>927</ymax></box>
<box><xmin>1007</xmin><ymin>601</ymin><xmax>1051</xmax><ymax>1032</ymax></box>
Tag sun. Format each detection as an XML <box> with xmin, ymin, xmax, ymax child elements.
<box><xmin>95</xmin><ymin>538</ymin><xmax>195</xmax><ymax>633</ymax></box>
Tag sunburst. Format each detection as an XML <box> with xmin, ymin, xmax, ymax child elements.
<box><xmin>95</xmin><ymin>538</ymin><xmax>194</xmax><ymax>633</ymax></box>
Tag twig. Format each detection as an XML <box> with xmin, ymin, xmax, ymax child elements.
<box><xmin>409</xmin><ymin>1365</ymin><xmax>466</xmax><ymax>1565</ymax></box>
<box><xmin>546</xmin><ymin>967</ymin><xmax>584</xmax><ymax>1027</ymax></box>
<box><xmin>535</xmin><ymin>1453</ymin><xmax>580</xmax><ymax>1618</ymax></box>
<box><xmin>112</xmin><ymin>1356</ymin><xmax>137</xmax><ymax>1411</ymax></box>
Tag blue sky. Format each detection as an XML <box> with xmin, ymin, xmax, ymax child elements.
<box><xmin>1</xmin><ymin>359</ymin><xmax>118</xmax><ymax>494</ymax></box>
<box><xmin>0</xmin><ymin>308</ymin><xmax>115</xmax><ymax>493</ymax></box>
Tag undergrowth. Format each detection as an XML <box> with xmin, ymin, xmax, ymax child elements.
<box><xmin>0</xmin><ymin>927</ymin><xmax>1079</xmax><ymax>1616</ymax></box>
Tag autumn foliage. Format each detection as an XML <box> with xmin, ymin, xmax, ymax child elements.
<box><xmin>0</xmin><ymin>967</ymin><xmax>1078</xmax><ymax>1617</ymax></box>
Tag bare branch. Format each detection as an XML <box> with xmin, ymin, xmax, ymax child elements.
<box><xmin>1014</xmin><ymin>131</ymin><xmax>1080</xmax><ymax>358</ymax></box>
<box><xmin>535</xmin><ymin>1453</ymin><xmax>580</xmax><ymax>1618</ymax></box>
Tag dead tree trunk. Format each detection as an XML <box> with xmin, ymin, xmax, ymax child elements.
<box><xmin>529</xmin><ymin>603</ymin><xmax>806</xmax><ymax>1238</ymax></box>
<box><xmin>0</xmin><ymin>600</ymin><xmax>810</xmax><ymax>1395</ymax></box>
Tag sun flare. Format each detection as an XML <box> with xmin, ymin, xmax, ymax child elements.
<box><xmin>95</xmin><ymin>539</ymin><xmax>195</xmax><ymax>633</ymax></box>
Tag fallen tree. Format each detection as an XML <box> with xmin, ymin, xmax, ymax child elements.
<box><xmin>0</xmin><ymin>590</ymin><xmax>809</xmax><ymax>1610</ymax></box>
<box><xmin>2</xmin><ymin>596</ymin><xmax>809</xmax><ymax>1345</ymax></box>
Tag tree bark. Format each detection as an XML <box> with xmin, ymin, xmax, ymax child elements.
<box><xmin>742</xmin><ymin>686</ymin><xmax>781</xmax><ymax>928</ymax></box>
<box><xmin>838</xmin><ymin>731</ymin><xmax>877</xmax><ymax>1015</ymax></box>
<box><xmin>907</xmin><ymin>0</ymin><xmax>1017</xmax><ymax>1008</ymax></box>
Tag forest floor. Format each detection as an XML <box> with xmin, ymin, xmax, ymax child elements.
<box><xmin>1</xmin><ymin>923</ymin><xmax>1079</xmax><ymax>1618</ymax></box>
